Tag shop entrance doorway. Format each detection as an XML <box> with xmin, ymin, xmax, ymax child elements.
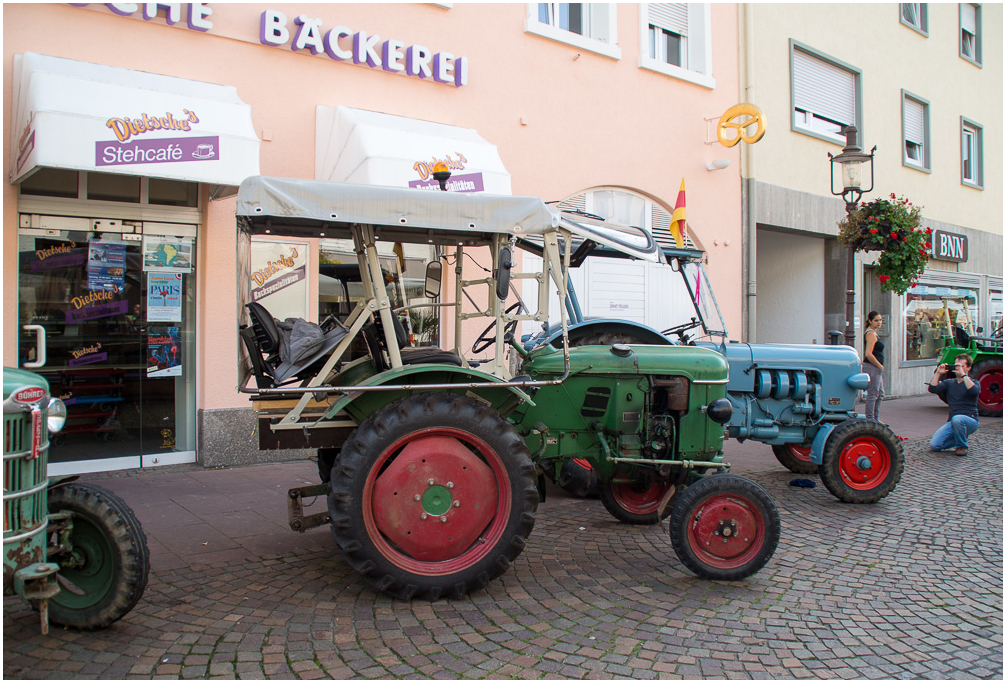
<box><xmin>17</xmin><ymin>216</ymin><xmax>197</xmax><ymax>474</ymax></box>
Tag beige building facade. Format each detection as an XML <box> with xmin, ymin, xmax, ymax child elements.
<box><xmin>739</xmin><ymin>2</ymin><xmax>1003</xmax><ymax>399</ymax></box>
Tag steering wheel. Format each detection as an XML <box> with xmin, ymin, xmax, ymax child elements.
<box><xmin>662</xmin><ymin>318</ymin><xmax>702</xmax><ymax>344</ymax></box>
<box><xmin>472</xmin><ymin>302</ymin><xmax>524</xmax><ymax>354</ymax></box>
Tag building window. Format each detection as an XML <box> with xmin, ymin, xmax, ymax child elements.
<box><xmin>961</xmin><ymin>118</ymin><xmax>983</xmax><ymax>189</ymax></box>
<box><xmin>904</xmin><ymin>284</ymin><xmax>978</xmax><ymax>362</ymax></box>
<box><xmin>988</xmin><ymin>288</ymin><xmax>1002</xmax><ymax>338</ymax></box>
<box><xmin>559</xmin><ymin>187</ymin><xmax>696</xmax><ymax>250</ymax></box>
<box><xmin>790</xmin><ymin>42</ymin><xmax>860</xmax><ymax>144</ymax></box>
<box><xmin>900</xmin><ymin>3</ymin><xmax>928</xmax><ymax>35</ymax></box>
<box><xmin>960</xmin><ymin>3</ymin><xmax>981</xmax><ymax>66</ymax></box>
<box><xmin>526</xmin><ymin>3</ymin><xmax>621</xmax><ymax>59</ymax></box>
<box><xmin>18</xmin><ymin>170</ymin><xmax>199</xmax><ymax>207</ymax></box>
<box><xmin>902</xmin><ymin>91</ymin><xmax>930</xmax><ymax>172</ymax></box>
<box><xmin>639</xmin><ymin>3</ymin><xmax>714</xmax><ymax>88</ymax></box>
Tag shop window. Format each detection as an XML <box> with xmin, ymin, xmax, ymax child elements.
<box><xmin>526</xmin><ymin>3</ymin><xmax>621</xmax><ymax>59</ymax></box>
<box><xmin>900</xmin><ymin>3</ymin><xmax>927</xmax><ymax>36</ymax></box>
<box><xmin>902</xmin><ymin>91</ymin><xmax>930</xmax><ymax>172</ymax></box>
<box><xmin>639</xmin><ymin>3</ymin><xmax>715</xmax><ymax>88</ymax></box>
<box><xmin>960</xmin><ymin>3</ymin><xmax>981</xmax><ymax>66</ymax></box>
<box><xmin>149</xmin><ymin>178</ymin><xmax>199</xmax><ymax>207</ymax></box>
<box><xmin>19</xmin><ymin>168</ymin><xmax>80</xmax><ymax>198</ymax></box>
<box><xmin>904</xmin><ymin>284</ymin><xmax>978</xmax><ymax>362</ymax></box>
<box><xmin>87</xmin><ymin>172</ymin><xmax>141</xmax><ymax>203</ymax></box>
<box><xmin>961</xmin><ymin>118</ymin><xmax>983</xmax><ymax>189</ymax></box>
<box><xmin>791</xmin><ymin>42</ymin><xmax>861</xmax><ymax>144</ymax></box>
<box><xmin>988</xmin><ymin>289</ymin><xmax>1002</xmax><ymax>338</ymax></box>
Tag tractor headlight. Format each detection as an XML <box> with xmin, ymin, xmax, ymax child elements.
<box><xmin>706</xmin><ymin>397</ymin><xmax>733</xmax><ymax>424</ymax></box>
<box><xmin>46</xmin><ymin>397</ymin><xmax>66</xmax><ymax>434</ymax></box>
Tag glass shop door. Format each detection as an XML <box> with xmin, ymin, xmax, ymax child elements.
<box><xmin>17</xmin><ymin>217</ymin><xmax>197</xmax><ymax>474</ymax></box>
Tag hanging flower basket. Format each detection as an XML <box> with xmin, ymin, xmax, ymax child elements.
<box><xmin>837</xmin><ymin>194</ymin><xmax>931</xmax><ymax>295</ymax></box>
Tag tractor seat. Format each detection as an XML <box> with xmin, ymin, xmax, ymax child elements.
<box><xmin>363</xmin><ymin>319</ymin><xmax>463</xmax><ymax>372</ymax></box>
<box><xmin>245</xmin><ymin>302</ymin><xmax>349</xmax><ymax>386</ymax></box>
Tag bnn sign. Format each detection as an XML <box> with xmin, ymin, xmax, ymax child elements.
<box><xmin>932</xmin><ymin>230</ymin><xmax>968</xmax><ymax>263</ymax></box>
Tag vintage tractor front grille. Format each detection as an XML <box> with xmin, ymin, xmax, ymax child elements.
<box><xmin>3</xmin><ymin>411</ymin><xmax>49</xmax><ymax>540</ymax></box>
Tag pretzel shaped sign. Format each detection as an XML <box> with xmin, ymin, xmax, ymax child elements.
<box><xmin>717</xmin><ymin>103</ymin><xmax>766</xmax><ymax>147</ymax></box>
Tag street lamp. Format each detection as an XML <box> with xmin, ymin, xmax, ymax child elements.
<box><xmin>828</xmin><ymin>125</ymin><xmax>876</xmax><ymax>346</ymax></box>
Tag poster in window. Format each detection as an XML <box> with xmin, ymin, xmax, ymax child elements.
<box><xmin>143</xmin><ymin>235</ymin><xmax>193</xmax><ymax>273</ymax></box>
<box><xmin>86</xmin><ymin>238</ymin><xmax>126</xmax><ymax>292</ymax></box>
<box><xmin>147</xmin><ymin>326</ymin><xmax>182</xmax><ymax>377</ymax></box>
<box><xmin>249</xmin><ymin>238</ymin><xmax>310</xmax><ymax>319</ymax></box>
<box><xmin>148</xmin><ymin>273</ymin><xmax>183</xmax><ymax>322</ymax></box>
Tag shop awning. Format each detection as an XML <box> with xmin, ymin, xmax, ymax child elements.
<box><xmin>9</xmin><ymin>52</ymin><xmax>260</xmax><ymax>198</ymax></box>
<box><xmin>315</xmin><ymin>106</ymin><xmax>512</xmax><ymax>195</ymax></box>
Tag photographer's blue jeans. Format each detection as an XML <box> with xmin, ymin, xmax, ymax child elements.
<box><xmin>929</xmin><ymin>415</ymin><xmax>979</xmax><ymax>451</ymax></box>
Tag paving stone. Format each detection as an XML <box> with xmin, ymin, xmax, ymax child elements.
<box><xmin>4</xmin><ymin>427</ymin><xmax>1001</xmax><ymax>680</ymax></box>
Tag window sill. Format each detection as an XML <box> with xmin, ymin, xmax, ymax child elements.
<box><xmin>792</xmin><ymin>120</ymin><xmax>847</xmax><ymax>146</ymax></box>
<box><xmin>900</xmin><ymin>20</ymin><xmax>928</xmax><ymax>37</ymax></box>
<box><xmin>903</xmin><ymin>158</ymin><xmax>931</xmax><ymax>174</ymax></box>
<box><xmin>639</xmin><ymin>57</ymin><xmax>715</xmax><ymax>89</ymax></box>
<box><xmin>962</xmin><ymin>178</ymin><xmax>984</xmax><ymax>191</ymax></box>
<box><xmin>959</xmin><ymin>52</ymin><xmax>982</xmax><ymax>68</ymax></box>
<box><xmin>524</xmin><ymin>21</ymin><xmax>621</xmax><ymax>60</ymax></box>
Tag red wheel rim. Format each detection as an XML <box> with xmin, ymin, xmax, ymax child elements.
<box><xmin>978</xmin><ymin>369</ymin><xmax>1003</xmax><ymax>410</ymax></box>
<box><xmin>787</xmin><ymin>444</ymin><xmax>812</xmax><ymax>462</ymax></box>
<box><xmin>610</xmin><ymin>480</ymin><xmax>672</xmax><ymax>515</ymax></box>
<box><xmin>363</xmin><ymin>428</ymin><xmax>511</xmax><ymax>576</ymax></box>
<box><xmin>686</xmin><ymin>493</ymin><xmax>765</xmax><ymax>570</ymax></box>
<box><xmin>837</xmin><ymin>436</ymin><xmax>891</xmax><ymax>490</ymax></box>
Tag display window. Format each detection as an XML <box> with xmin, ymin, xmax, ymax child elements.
<box><xmin>988</xmin><ymin>289</ymin><xmax>1002</xmax><ymax>338</ymax></box>
<box><xmin>903</xmin><ymin>283</ymin><xmax>978</xmax><ymax>361</ymax></box>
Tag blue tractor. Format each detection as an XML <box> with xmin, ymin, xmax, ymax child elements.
<box><xmin>521</xmin><ymin>238</ymin><xmax>904</xmax><ymax>509</ymax></box>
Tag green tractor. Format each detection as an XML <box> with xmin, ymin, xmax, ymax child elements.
<box><xmin>236</xmin><ymin>177</ymin><xmax>780</xmax><ymax>599</ymax></box>
<box><xmin>931</xmin><ymin>297</ymin><xmax>1003</xmax><ymax>416</ymax></box>
<box><xmin>3</xmin><ymin>367</ymin><xmax>149</xmax><ymax>633</ymax></box>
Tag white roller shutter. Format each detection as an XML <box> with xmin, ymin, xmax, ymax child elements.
<box><xmin>904</xmin><ymin>98</ymin><xmax>925</xmax><ymax>145</ymax></box>
<box><xmin>793</xmin><ymin>49</ymin><xmax>856</xmax><ymax>127</ymax></box>
<box><xmin>961</xmin><ymin>3</ymin><xmax>977</xmax><ymax>33</ymax></box>
<box><xmin>648</xmin><ymin>3</ymin><xmax>688</xmax><ymax>36</ymax></box>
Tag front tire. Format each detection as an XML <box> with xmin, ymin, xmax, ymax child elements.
<box><xmin>599</xmin><ymin>472</ymin><xmax>675</xmax><ymax>525</ymax></box>
<box><xmin>819</xmin><ymin>419</ymin><xmax>904</xmax><ymax>504</ymax></box>
<box><xmin>771</xmin><ymin>443</ymin><xmax>817</xmax><ymax>474</ymax></box>
<box><xmin>44</xmin><ymin>483</ymin><xmax>150</xmax><ymax>630</ymax></box>
<box><xmin>972</xmin><ymin>359</ymin><xmax>1003</xmax><ymax>417</ymax></box>
<box><xmin>669</xmin><ymin>474</ymin><xmax>779</xmax><ymax>581</ymax></box>
<box><xmin>328</xmin><ymin>393</ymin><xmax>538</xmax><ymax>599</ymax></box>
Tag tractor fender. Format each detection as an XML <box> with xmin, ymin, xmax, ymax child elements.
<box><xmin>809</xmin><ymin>423</ymin><xmax>837</xmax><ymax>465</ymax></box>
<box><xmin>538</xmin><ymin>319</ymin><xmax>671</xmax><ymax>349</ymax></box>
<box><xmin>323</xmin><ymin>363</ymin><xmax>536</xmax><ymax>419</ymax></box>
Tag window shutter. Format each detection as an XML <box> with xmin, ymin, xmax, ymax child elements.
<box><xmin>792</xmin><ymin>49</ymin><xmax>856</xmax><ymax>127</ymax></box>
<box><xmin>904</xmin><ymin>98</ymin><xmax>924</xmax><ymax>145</ymax></box>
<box><xmin>961</xmin><ymin>3</ymin><xmax>977</xmax><ymax>33</ymax></box>
<box><xmin>558</xmin><ymin>193</ymin><xmax>587</xmax><ymax>213</ymax></box>
<box><xmin>648</xmin><ymin>3</ymin><xmax>688</xmax><ymax>37</ymax></box>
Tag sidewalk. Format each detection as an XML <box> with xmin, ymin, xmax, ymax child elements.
<box><xmin>4</xmin><ymin>394</ymin><xmax>1003</xmax><ymax>679</ymax></box>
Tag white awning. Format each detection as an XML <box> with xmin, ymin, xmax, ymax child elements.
<box><xmin>315</xmin><ymin>106</ymin><xmax>512</xmax><ymax>195</ymax></box>
<box><xmin>9</xmin><ymin>52</ymin><xmax>260</xmax><ymax>197</ymax></box>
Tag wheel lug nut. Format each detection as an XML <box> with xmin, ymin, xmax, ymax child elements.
<box><xmin>427</xmin><ymin>478</ymin><xmax>435</xmax><ymax>485</ymax></box>
<box><xmin>420</xmin><ymin>513</ymin><xmax>428</xmax><ymax>520</ymax></box>
<box><xmin>453</xmin><ymin>501</ymin><xmax>460</xmax><ymax>507</ymax></box>
<box><xmin>414</xmin><ymin>494</ymin><xmax>421</xmax><ymax>501</ymax></box>
<box><xmin>447</xmin><ymin>482</ymin><xmax>454</xmax><ymax>489</ymax></box>
<box><xmin>440</xmin><ymin>516</ymin><xmax>447</xmax><ymax>523</ymax></box>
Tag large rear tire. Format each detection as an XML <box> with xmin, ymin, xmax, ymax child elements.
<box><xmin>818</xmin><ymin>419</ymin><xmax>904</xmax><ymax>504</ymax></box>
<box><xmin>328</xmin><ymin>392</ymin><xmax>538</xmax><ymax>599</ymax></box>
<box><xmin>972</xmin><ymin>359</ymin><xmax>1003</xmax><ymax>417</ymax></box>
<box><xmin>771</xmin><ymin>443</ymin><xmax>817</xmax><ymax>474</ymax></box>
<box><xmin>669</xmin><ymin>474</ymin><xmax>779</xmax><ymax>581</ymax></box>
<box><xmin>44</xmin><ymin>483</ymin><xmax>150</xmax><ymax>630</ymax></box>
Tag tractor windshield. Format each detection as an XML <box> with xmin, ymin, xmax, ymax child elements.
<box><xmin>676</xmin><ymin>258</ymin><xmax>728</xmax><ymax>341</ymax></box>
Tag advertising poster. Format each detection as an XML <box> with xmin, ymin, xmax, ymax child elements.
<box><xmin>143</xmin><ymin>234</ymin><xmax>193</xmax><ymax>273</ymax></box>
<box><xmin>148</xmin><ymin>273</ymin><xmax>183</xmax><ymax>322</ymax></box>
<box><xmin>249</xmin><ymin>238</ymin><xmax>309</xmax><ymax>319</ymax></box>
<box><xmin>86</xmin><ymin>238</ymin><xmax>126</xmax><ymax>291</ymax></box>
<box><xmin>147</xmin><ymin>326</ymin><xmax>182</xmax><ymax>377</ymax></box>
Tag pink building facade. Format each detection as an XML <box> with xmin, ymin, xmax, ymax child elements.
<box><xmin>4</xmin><ymin>3</ymin><xmax>743</xmax><ymax>473</ymax></box>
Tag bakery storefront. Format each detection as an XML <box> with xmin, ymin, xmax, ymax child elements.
<box><xmin>10</xmin><ymin>52</ymin><xmax>259</xmax><ymax>474</ymax></box>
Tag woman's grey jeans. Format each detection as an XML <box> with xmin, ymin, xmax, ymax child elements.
<box><xmin>862</xmin><ymin>362</ymin><xmax>884</xmax><ymax>420</ymax></box>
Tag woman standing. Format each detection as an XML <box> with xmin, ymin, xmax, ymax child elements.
<box><xmin>863</xmin><ymin>311</ymin><xmax>885</xmax><ymax>421</ymax></box>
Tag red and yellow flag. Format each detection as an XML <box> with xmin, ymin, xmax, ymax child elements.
<box><xmin>669</xmin><ymin>179</ymin><xmax>687</xmax><ymax>248</ymax></box>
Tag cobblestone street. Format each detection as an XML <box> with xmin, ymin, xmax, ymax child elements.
<box><xmin>4</xmin><ymin>423</ymin><xmax>1002</xmax><ymax>679</ymax></box>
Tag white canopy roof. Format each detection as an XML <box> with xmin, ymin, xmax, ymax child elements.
<box><xmin>315</xmin><ymin>106</ymin><xmax>512</xmax><ymax>194</ymax></box>
<box><xmin>9</xmin><ymin>52</ymin><xmax>260</xmax><ymax>196</ymax></box>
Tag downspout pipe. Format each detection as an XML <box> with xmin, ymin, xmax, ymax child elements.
<box><xmin>740</xmin><ymin>4</ymin><xmax>758</xmax><ymax>343</ymax></box>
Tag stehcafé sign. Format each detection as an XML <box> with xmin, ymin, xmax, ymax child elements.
<box><xmin>931</xmin><ymin>230</ymin><xmax>968</xmax><ymax>263</ymax></box>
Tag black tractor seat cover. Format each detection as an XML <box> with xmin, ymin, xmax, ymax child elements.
<box><xmin>245</xmin><ymin>302</ymin><xmax>349</xmax><ymax>385</ymax></box>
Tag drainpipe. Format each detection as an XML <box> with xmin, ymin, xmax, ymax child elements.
<box><xmin>740</xmin><ymin>3</ymin><xmax>757</xmax><ymax>342</ymax></box>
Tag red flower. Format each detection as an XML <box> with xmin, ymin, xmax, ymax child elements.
<box><xmin>925</xmin><ymin>227</ymin><xmax>932</xmax><ymax>234</ymax></box>
<box><xmin>870</xmin><ymin>228</ymin><xmax>879</xmax><ymax>234</ymax></box>
<box><xmin>890</xmin><ymin>193</ymin><xmax>896</xmax><ymax>199</ymax></box>
<box><xmin>890</xmin><ymin>232</ymin><xmax>898</xmax><ymax>239</ymax></box>
<box><xmin>878</xmin><ymin>274</ymin><xmax>890</xmax><ymax>283</ymax></box>
<box><xmin>925</xmin><ymin>241</ymin><xmax>931</xmax><ymax>248</ymax></box>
